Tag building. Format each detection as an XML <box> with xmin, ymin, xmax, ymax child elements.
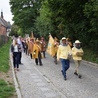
<box><xmin>0</xmin><ymin>11</ymin><xmax>11</xmax><ymax>36</ymax></box>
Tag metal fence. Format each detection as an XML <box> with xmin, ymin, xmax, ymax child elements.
<box><xmin>0</xmin><ymin>35</ymin><xmax>9</xmax><ymax>47</ymax></box>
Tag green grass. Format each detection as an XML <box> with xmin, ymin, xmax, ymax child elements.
<box><xmin>0</xmin><ymin>40</ymin><xmax>15</xmax><ymax>98</ymax></box>
<box><xmin>83</xmin><ymin>47</ymin><xmax>98</xmax><ymax>64</ymax></box>
<box><xmin>0</xmin><ymin>40</ymin><xmax>11</xmax><ymax>72</ymax></box>
<box><xmin>0</xmin><ymin>79</ymin><xmax>15</xmax><ymax>98</ymax></box>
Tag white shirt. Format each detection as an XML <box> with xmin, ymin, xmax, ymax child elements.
<box><xmin>14</xmin><ymin>45</ymin><xmax>18</xmax><ymax>52</ymax></box>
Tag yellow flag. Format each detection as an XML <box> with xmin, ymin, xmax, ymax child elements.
<box><xmin>30</xmin><ymin>32</ymin><xmax>36</xmax><ymax>42</ymax></box>
<box><xmin>47</xmin><ymin>34</ymin><xmax>55</xmax><ymax>56</ymax></box>
<box><xmin>31</xmin><ymin>32</ymin><xmax>34</xmax><ymax>39</ymax></box>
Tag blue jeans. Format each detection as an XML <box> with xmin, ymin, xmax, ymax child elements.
<box><xmin>60</xmin><ymin>59</ymin><xmax>70</xmax><ymax>79</ymax></box>
<box><xmin>13</xmin><ymin>52</ymin><xmax>19</xmax><ymax>68</ymax></box>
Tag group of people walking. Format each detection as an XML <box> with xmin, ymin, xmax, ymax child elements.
<box><xmin>11</xmin><ymin>36</ymin><xmax>46</xmax><ymax>71</ymax></box>
<box><xmin>57</xmin><ymin>37</ymin><xmax>84</xmax><ymax>80</ymax></box>
<box><xmin>11</xmin><ymin>35</ymin><xmax>84</xmax><ymax>81</ymax></box>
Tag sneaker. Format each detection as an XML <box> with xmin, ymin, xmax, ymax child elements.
<box><xmin>55</xmin><ymin>62</ymin><xmax>57</xmax><ymax>64</ymax></box>
<box><xmin>54</xmin><ymin>61</ymin><xmax>57</xmax><ymax>64</ymax></box>
<box><xmin>74</xmin><ymin>72</ymin><xmax>78</xmax><ymax>76</ymax></box>
<box><xmin>17</xmin><ymin>68</ymin><xmax>20</xmax><ymax>71</ymax></box>
<box><xmin>64</xmin><ymin>77</ymin><xmax>67</xmax><ymax>80</ymax></box>
<box><xmin>78</xmin><ymin>75</ymin><xmax>82</xmax><ymax>79</ymax></box>
<box><xmin>61</xmin><ymin>70</ymin><xmax>63</xmax><ymax>72</ymax></box>
<box><xmin>20</xmin><ymin>63</ymin><xmax>23</xmax><ymax>65</ymax></box>
<box><xmin>40</xmin><ymin>64</ymin><xmax>43</xmax><ymax>66</ymax></box>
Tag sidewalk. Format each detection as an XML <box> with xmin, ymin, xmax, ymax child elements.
<box><xmin>10</xmin><ymin>53</ymin><xmax>68</xmax><ymax>98</ymax></box>
<box><xmin>10</xmin><ymin>52</ymin><xmax>98</xmax><ymax>98</ymax></box>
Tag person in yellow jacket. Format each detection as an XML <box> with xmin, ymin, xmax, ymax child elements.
<box><xmin>27</xmin><ymin>38</ymin><xmax>34</xmax><ymax>58</ymax></box>
<box><xmin>57</xmin><ymin>37</ymin><xmax>72</xmax><ymax>80</ymax></box>
<box><xmin>32</xmin><ymin>39</ymin><xmax>43</xmax><ymax>66</ymax></box>
<box><xmin>40</xmin><ymin>37</ymin><xmax>46</xmax><ymax>58</ymax></box>
<box><xmin>66</xmin><ymin>38</ymin><xmax>72</xmax><ymax>48</ymax></box>
<box><xmin>53</xmin><ymin>38</ymin><xmax>59</xmax><ymax>64</ymax></box>
<box><xmin>72</xmin><ymin>40</ymin><xmax>84</xmax><ymax>79</ymax></box>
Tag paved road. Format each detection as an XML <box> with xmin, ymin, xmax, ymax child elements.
<box><xmin>12</xmin><ymin>52</ymin><xmax>98</xmax><ymax>98</ymax></box>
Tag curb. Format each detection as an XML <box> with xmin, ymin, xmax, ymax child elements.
<box><xmin>10</xmin><ymin>53</ymin><xmax>22</xmax><ymax>98</ymax></box>
<box><xmin>82</xmin><ymin>60</ymin><xmax>98</xmax><ymax>67</ymax></box>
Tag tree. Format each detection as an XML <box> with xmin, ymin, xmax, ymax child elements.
<box><xmin>9</xmin><ymin>24</ymin><xmax>19</xmax><ymax>36</ymax></box>
<box><xmin>10</xmin><ymin>0</ymin><xmax>42</xmax><ymax>35</ymax></box>
<box><xmin>84</xmin><ymin>0</ymin><xmax>98</xmax><ymax>50</ymax></box>
<box><xmin>10</xmin><ymin>0</ymin><xmax>98</xmax><ymax>50</ymax></box>
<box><xmin>35</xmin><ymin>0</ymin><xmax>53</xmax><ymax>38</ymax></box>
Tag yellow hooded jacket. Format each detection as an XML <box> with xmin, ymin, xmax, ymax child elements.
<box><xmin>32</xmin><ymin>43</ymin><xmax>41</xmax><ymax>59</ymax></box>
<box><xmin>72</xmin><ymin>47</ymin><xmax>84</xmax><ymax>60</ymax></box>
<box><xmin>57</xmin><ymin>44</ymin><xmax>72</xmax><ymax>60</ymax></box>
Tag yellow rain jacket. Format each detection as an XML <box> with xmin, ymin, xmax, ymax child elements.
<box><xmin>57</xmin><ymin>44</ymin><xmax>72</xmax><ymax>60</ymax></box>
<box><xmin>28</xmin><ymin>41</ymin><xmax>34</xmax><ymax>54</ymax></box>
<box><xmin>32</xmin><ymin>43</ymin><xmax>42</xmax><ymax>59</ymax></box>
<box><xmin>72</xmin><ymin>47</ymin><xmax>84</xmax><ymax>60</ymax></box>
<box><xmin>52</xmin><ymin>41</ymin><xmax>59</xmax><ymax>57</ymax></box>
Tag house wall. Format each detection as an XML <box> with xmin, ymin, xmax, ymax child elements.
<box><xmin>0</xmin><ymin>24</ymin><xmax>7</xmax><ymax>35</ymax></box>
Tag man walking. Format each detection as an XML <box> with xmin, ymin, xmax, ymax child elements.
<box><xmin>57</xmin><ymin>37</ymin><xmax>72</xmax><ymax>80</ymax></box>
<box><xmin>72</xmin><ymin>40</ymin><xmax>84</xmax><ymax>79</ymax></box>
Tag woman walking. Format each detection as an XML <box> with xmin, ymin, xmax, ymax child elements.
<box><xmin>11</xmin><ymin>39</ymin><xmax>20</xmax><ymax>71</ymax></box>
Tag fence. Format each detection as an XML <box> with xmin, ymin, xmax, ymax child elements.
<box><xmin>0</xmin><ymin>35</ymin><xmax>9</xmax><ymax>47</ymax></box>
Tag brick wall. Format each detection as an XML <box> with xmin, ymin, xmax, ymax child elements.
<box><xmin>0</xmin><ymin>24</ymin><xmax>7</xmax><ymax>35</ymax></box>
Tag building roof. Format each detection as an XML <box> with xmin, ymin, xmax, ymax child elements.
<box><xmin>0</xmin><ymin>17</ymin><xmax>8</xmax><ymax>27</ymax></box>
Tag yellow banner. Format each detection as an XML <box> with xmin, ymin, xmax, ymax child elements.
<box><xmin>47</xmin><ymin>34</ymin><xmax>55</xmax><ymax>57</ymax></box>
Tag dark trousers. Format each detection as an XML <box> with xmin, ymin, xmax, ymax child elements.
<box><xmin>35</xmin><ymin>52</ymin><xmax>42</xmax><ymax>65</ymax></box>
<box><xmin>19</xmin><ymin>52</ymin><xmax>22</xmax><ymax>64</ymax></box>
<box><xmin>42</xmin><ymin>51</ymin><xmax>46</xmax><ymax>58</ymax></box>
<box><xmin>13</xmin><ymin>52</ymin><xmax>19</xmax><ymax>68</ymax></box>
<box><xmin>60</xmin><ymin>59</ymin><xmax>70</xmax><ymax>79</ymax></box>
<box><xmin>30</xmin><ymin>53</ymin><xmax>32</xmax><ymax>59</ymax></box>
<box><xmin>24</xmin><ymin>48</ymin><xmax>28</xmax><ymax>55</ymax></box>
<box><xmin>53</xmin><ymin>53</ymin><xmax>57</xmax><ymax>64</ymax></box>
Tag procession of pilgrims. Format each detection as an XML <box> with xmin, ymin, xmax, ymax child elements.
<box><xmin>11</xmin><ymin>33</ymin><xmax>84</xmax><ymax>80</ymax></box>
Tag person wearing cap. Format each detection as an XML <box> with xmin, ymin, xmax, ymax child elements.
<box><xmin>32</xmin><ymin>39</ymin><xmax>43</xmax><ymax>66</ymax></box>
<box><xmin>57</xmin><ymin>37</ymin><xmax>72</xmax><ymax>80</ymax></box>
<box><xmin>72</xmin><ymin>40</ymin><xmax>84</xmax><ymax>79</ymax></box>
<box><xmin>40</xmin><ymin>37</ymin><xmax>46</xmax><ymax>58</ymax></box>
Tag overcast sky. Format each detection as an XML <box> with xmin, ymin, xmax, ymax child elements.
<box><xmin>0</xmin><ymin>0</ymin><xmax>13</xmax><ymax>24</ymax></box>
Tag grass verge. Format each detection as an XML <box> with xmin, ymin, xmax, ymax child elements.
<box><xmin>0</xmin><ymin>40</ymin><xmax>16</xmax><ymax>98</ymax></box>
<box><xmin>0</xmin><ymin>79</ymin><xmax>15</xmax><ymax>98</ymax></box>
<box><xmin>0</xmin><ymin>41</ymin><xmax>10</xmax><ymax>72</ymax></box>
<box><xmin>83</xmin><ymin>47</ymin><xmax>98</xmax><ymax>64</ymax></box>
